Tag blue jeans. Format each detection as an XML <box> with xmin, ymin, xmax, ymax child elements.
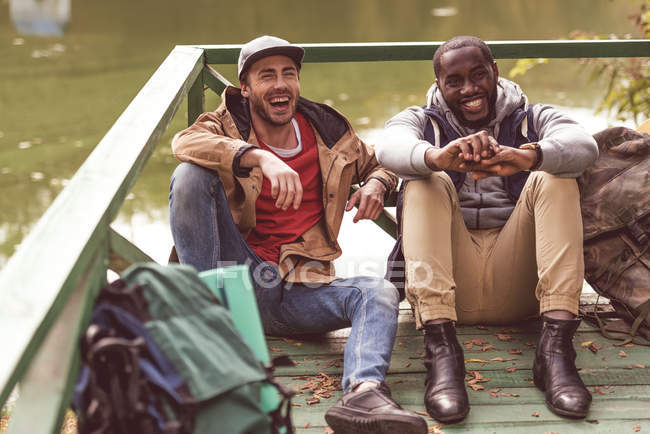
<box><xmin>169</xmin><ymin>162</ymin><xmax>399</xmax><ymax>392</ymax></box>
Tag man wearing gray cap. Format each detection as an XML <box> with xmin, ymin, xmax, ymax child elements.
<box><xmin>168</xmin><ymin>35</ymin><xmax>427</xmax><ymax>434</ymax></box>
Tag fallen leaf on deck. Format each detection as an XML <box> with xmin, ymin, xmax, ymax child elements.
<box><xmin>496</xmin><ymin>334</ymin><xmax>513</xmax><ymax>341</ymax></box>
<box><xmin>581</xmin><ymin>340</ymin><xmax>593</xmax><ymax>348</ymax></box>
<box><xmin>416</xmin><ymin>411</ymin><xmax>429</xmax><ymax>417</ymax></box>
<box><xmin>602</xmin><ymin>356</ymin><xmax>607</xmax><ymax>361</ymax></box>
<box><xmin>501</xmin><ymin>392</ymin><xmax>520</xmax><ymax>397</ymax></box>
<box><xmin>490</xmin><ymin>357</ymin><xmax>518</xmax><ymax>362</ymax></box>
<box><xmin>465</xmin><ymin>343</ymin><xmax>473</xmax><ymax>349</ymax></box>
<box><xmin>509</xmin><ymin>349</ymin><xmax>522</xmax><ymax>355</ymax></box>
<box><xmin>624</xmin><ymin>343</ymin><xmax>635</xmax><ymax>348</ymax></box>
<box><xmin>465</xmin><ymin>358</ymin><xmax>489</xmax><ymax>364</ymax></box>
<box><xmin>471</xmin><ymin>338</ymin><xmax>488</xmax><ymax>345</ymax></box>
<box><xmin>303</xmin><ymin>422</ymin><xmax>310</xmax><ymax>428</ymax></box>
<box><xmin>593</xmin><ymin>386</ymin><xmax>606</xmax><ymax>395</ymax></box>
<box><xmin>634</xmin><ymin>364</ymin><xmax>646</xmax><ymax>369</ymax></box>
<box><xmin>587</xmin><ymin>342</ymin><xmax>601</xmax><ymax>354</ymax></box>
<box><xmin>531</xmin><ymin>411</ymin><xmax>540</xmax><ymax>417</ymax></box>
<box><xmin>618</xmin><ymin>350</ymin><xmax>628</xmax><ymax>357</ymax></box>
<box><xmin>325</xmin><ymin>427</ymin><xmax>334</xmax><ymax>434</ymax></box>
<box><xmin>282</xmin><ymin>338</ymin><xmax>295</xmax><ymax>343</ymax></box>
<box><xmin>524</xmin><ymin>342</ymin><xmax>535</xmax><ymax>348</ymax></box>
<box><xmin>505</xmin><ymin>367</ymin><xmax>517</xmax><ymax>373</ymax></box>
<box><xmin>291</xmin><ymin>402</ymin><xmax>303</xmax><ymax>407</ymax></box>
<box><xmin>306</xmin><ymin>397</ymin><xmax>320</xmax><ymax>405</ymax></box>
<box><xmin>469</xmin><ymin>384</ymin><xmax>485</xmax><ymax>391</ymax></box>
<box><xmin>633</xmin><ymin>425</ymin><xmax>641</xmax><ymax>432</ymax></box>
<box><xmin>501</xmin><ymin>328</ymin><xmax>521</xmax><ymax>333</ymax></box>
<box><xmin>429</xmin><ymin>423</ymin><xmax>444</xmax><ymax>434</ymax></box>
<box><xmin>392</xmin><ymin>379</ymin><xmax>404</xmax><ymax>384</ymax></box>
<box><xmin>405</xmin><ymin>362</ymin><xmax>412</xmax><ymax>368</ymax></box>
<box><xmin>270</xmin><ymin>347</ymin><xmax>281</xmax><ymax>352</ymax></box>
<box><xmin>476</xmin><ymin>325</ymin><xmax>487</xmax><ymax>330</ymax></box>
<box><xmin>398</xmin><ymin>341</ymin><xmax>405</xmax><ymax>347</ymax></box>
<box><xmin>481</xmin><ymin>345</ymin><xmax>496</xmax><ymax>352</ymax></box>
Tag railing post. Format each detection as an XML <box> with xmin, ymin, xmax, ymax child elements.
<box><xmin>187</xmin><ymin>63</ymin><xmax>205</xmax><ymax>126</ymax></box>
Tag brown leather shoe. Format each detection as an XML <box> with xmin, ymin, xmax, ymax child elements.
<box><xmin>324</xmin><ymin>383</ymin><xmax>427</xmax><ymax>434</ymax></box>
<box><xmin>423</xmin><ymin>321</ymin><xmax>470</xmax><ymax>423</ymax></box>
<box><xmin>533</xmin><ymin>317</ymin><xmax>592</xmax><ymax>418</ymax></box>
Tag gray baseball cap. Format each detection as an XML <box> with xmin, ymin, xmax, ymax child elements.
<box><xmin>237</xmin><ymin>35</ymin><xmax>305</xmax><ymax>81</ymax></box>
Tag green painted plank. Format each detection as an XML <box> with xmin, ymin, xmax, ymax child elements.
<box><xmin>295</xmin><ymin>420</ymin><xmax>650</xmax><ymax>434</ymax></box>
<box><xmin>197</xmin><ymin>40</ymin><xmax>650</xmax><ymax>64</ymax></box>
<box><xmin>0</xmin><ymin>45</ymin><xmax>205</xmax><ymax>408</ymax></box>
<box><xmin>108</xmin><ymin>226</ymin><xmax>156</xmax><ymax>273</ymax></box>
<box><xmin>187</xmin><ymin>64</ymin><xmax>205</xmax><ymax>126</ymax></box>
<box><xmin>203</xmin><ymin>64</ymin><xmax>232</xmax><ymax>96</ymax></box>
<box><xmin>7</xmin><ymin>250</ymin><xmax>106</xmax><ymax>434</ymax></box>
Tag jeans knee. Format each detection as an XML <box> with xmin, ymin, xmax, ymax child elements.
<box><xmin>170</xmin><ymin>163</ymin><xmax>221</xmax><ymax>206</ymax></box>
<box><xmin>349</xmin><ymin>277</ymin><xmax>399</xmax><ymax>313</ymax></box>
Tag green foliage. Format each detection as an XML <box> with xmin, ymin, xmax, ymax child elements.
<box><xmin>509</xmin><ymin>0</ymin><xmax>650</xmax><ymax>124</ymax></box>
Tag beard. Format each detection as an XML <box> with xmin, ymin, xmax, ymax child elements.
<box><xmin>248</xmin><ymin>90</ymin><xmax>296</xmax><ymax>127</ymax></box>
<box><xmin>450</xmin><ymin>81</ymin><xmax>498</xmax><ymax>130</ymax></box>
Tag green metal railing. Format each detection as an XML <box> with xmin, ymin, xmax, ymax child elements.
<box><xmin>0</xmin><ymin>39</ymin><xmax>648</xmax><ymax>433</ymax></box>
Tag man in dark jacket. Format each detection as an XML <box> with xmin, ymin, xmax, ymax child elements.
<box><xmin>169</xmin><ymin>35</ymin><xmax>427</xmax><ymax>434</ymax></box>
<box><xmin>377</xmin><ymin>36</ymin><xmax>598</xmax><ymax>422</ymax></box>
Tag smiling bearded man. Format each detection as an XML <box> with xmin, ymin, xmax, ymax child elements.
<box><xmin>376</xmin><ymin>36</ymin><xmax>598</xmax><ymax>423</ymax></box>
<box><xmin>168</xmin><ymin>35</ymin><xmax>427</xmax><ymax>434</ymax></box>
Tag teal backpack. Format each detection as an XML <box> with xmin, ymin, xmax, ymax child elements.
<box><xmin>74</xmin><ymin>263</ymin><xmax>294</xmax><ymax>434</ymax></box>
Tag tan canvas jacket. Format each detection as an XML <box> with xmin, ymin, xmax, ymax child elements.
<box><xmin>172</xmin><ymin>86</ymin><xmax>397</xmax><ymax>283</ymax></box>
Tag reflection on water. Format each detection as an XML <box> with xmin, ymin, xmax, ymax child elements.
<box><xmin>0</xmin><ymin>0</ymin><xmax>643</xmax><ymax>268</ymax></box>
<box><xmin>9</xmin><ymin>0</ymin><xmax>70</xmax><ymax>36</ymax></box>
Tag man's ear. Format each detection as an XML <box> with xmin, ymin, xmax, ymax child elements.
<box><xmin>492</xmin><ymin>61</ymin><xmax>499</xmax><ymax>79</ymax></box>
<box><xmin>240</xmin><ymin>82</ymin><xmax>249</xmax><ymax>98</ymax></box>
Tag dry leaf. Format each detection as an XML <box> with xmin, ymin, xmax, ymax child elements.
<box><xmin>509</xmin><ymin>349</ymin><xmax>522</xmax><ymax>355</ymax></box>
<box><xmin>618</xmin><ymin>350</ymin><xmax>627</xmax><ymax>357</ymax></box>
<box><xmin>465</xmin><ymin>343</ymin><xmax>473</xmax><ymax>349</ymax></box>
<box><xmin>291</xmin><ymin>402</ymin><xmax>303</xmax><ymax>407</ymax></box>
<box><xmin>306</xmin><ymin>397</ymin><xmax>320</xmax><ymax>405</ymax></box>
<box><xmin>505</xmin><ymin>367</ymin><xmax>517</xmax><ymax>373</ymax></box>
<box><xmin>625</xmin><ymin>343</ymin><xmax>635</xmax><ymax>348</ymax></box>
<box><xmin>501</xmin><ymin>328</ymin><xmax>521</xmax><ymax>333</ymax></box>
<box><xmin>531</xmin><ymin>411</ymin><xmax>540</xmax><ymax>417</ymax></box>
<box><xmin>490</xmin><ymin>357</ymin><xmax>518</xmax><ymax>362</ymax></box>
<box><xmin>303</xmin><ymin>422</ymin><xmax>310</xmax><ymax>428</ymax></box>
<box><xmin>496</xmin><ymin>334</ymin><xmax>513</xmax><ymax>341</ymax></box>
<box><xmin>428</xmin><ymin>424</ymin><xmax>445</xmax><ymax>434</ymax></box>
<box><xmin>465</xmin><ymin>358</ymin><xmax>489</xmax><ymax>364</ymax></box>
<box><xmin>270</xmin><ymin>347</ymin><xmax>281</xmax><ymax>352</ymax></box>
<box><xmin>524</xmin><ymin>342</ymin><xmax>535</xmax><ymax>348</ymax></box>
<box><xmin>634</xmin><ymin>364</ymin><xmax>646</xmax><ymax>369</ymax></box>
<box><xmin>633</xmin><ymin>425</ymin><xmax>641</xmax><ymax>432</ymax></box>
<box><xmin>415</xmin><ymin>411</ymin><xmax>429</xmax><ymax>417</ymax></box>
<box><xmin>405</xmin><ymin>362</ymin><xmax>412</xmax><ymax>368</ymax></box>
<box><xmin>501</xmin><ymin>392</ymin><xmax>520</xmax><ymax>397</ymax></box>
<box><xmin>469</xmin><ymin>384</ymin><xmax>484</xmax><ymax>391</ymax></box>
<box><xmin>476</xmin><ymin>325</ymin><xmax>488</xmax><ymax>330</ymax></box>
<box><xmin>587</xmin><ymin>343</ymin><xmax>602</xmax><ymax>354</ymax></box>
<box><xmin>481</xmin><ymin>345</ymin><xmax>496</xmax><ymax>352</ymax></box>
<box><xmin>325</xmin><ymin>427</ymin><xmax>334</xmax><ymax>434</ymax></box>
<box><xmin>581</xmin><ymin>340</ymin><xmax>593</xmax><ymax>348</ymax></box>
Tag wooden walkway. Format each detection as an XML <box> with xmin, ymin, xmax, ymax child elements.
<box><xmin>270</xmin><ymin>302</ymin><xmax>650</xmax><ymax>433</ymax></box>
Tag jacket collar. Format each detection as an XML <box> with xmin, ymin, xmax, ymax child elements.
<box><xmin>223</xmin><ymin>86</ymin><xmax>349</xmax><ymax>149</ymax></box>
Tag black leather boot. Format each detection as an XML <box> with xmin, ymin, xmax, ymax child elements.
<box><xmin>533</xmin><ymin>317</ymin><xmax>592</xmax><ymax>418</ymax></box>
<box><xmin>423</xmin><ymin>321</ymin><xmax>470</xmax><ymax>423</ymax></box>
<box><xmin>325</xmin><ymin>383</ymin><xmax>428</xmax><ymax>434</ymax></box>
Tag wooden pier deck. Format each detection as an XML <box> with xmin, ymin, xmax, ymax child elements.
<box><xmin>270</xmin><ymin>302</ymin><xmax>650</xmax><ymax>433</ymax></box>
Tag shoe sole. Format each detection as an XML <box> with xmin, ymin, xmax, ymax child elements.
<box><xmin>424</xmin><ymin>405</ymin><xmax>469</xmax><ymax>424</ymax></box>
<box><xmin>325</xmin><ymin>408</ymin><xmax>428</xmax><ymax>434</ymax></box>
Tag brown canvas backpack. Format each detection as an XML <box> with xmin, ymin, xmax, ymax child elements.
<box><xmin>578</xmin><ymin>126</ymin><xmax>650</xmax><ymax>344</ymax></box>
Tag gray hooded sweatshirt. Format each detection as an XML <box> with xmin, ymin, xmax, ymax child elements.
<box><xmin>375</xmin><ymin>78</ymin><xmax>598</xmax><ymax>229</ymax></box>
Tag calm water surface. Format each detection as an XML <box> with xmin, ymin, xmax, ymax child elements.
<box><xmin>0</xmin><ymin>0</ymin><xmax>641</xmax><ymax>268</ymax></box>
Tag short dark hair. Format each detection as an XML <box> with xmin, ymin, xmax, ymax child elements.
<box><xmin>433</xmin><ymin>36</ymin><xmax>494</xmax><ymax>78</ymax></box>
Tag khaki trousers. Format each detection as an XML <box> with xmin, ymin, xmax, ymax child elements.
<box><xmin>402</xmin><ymin>171</ymin><xmax>584</xmax><ymax>327</ymax></box>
